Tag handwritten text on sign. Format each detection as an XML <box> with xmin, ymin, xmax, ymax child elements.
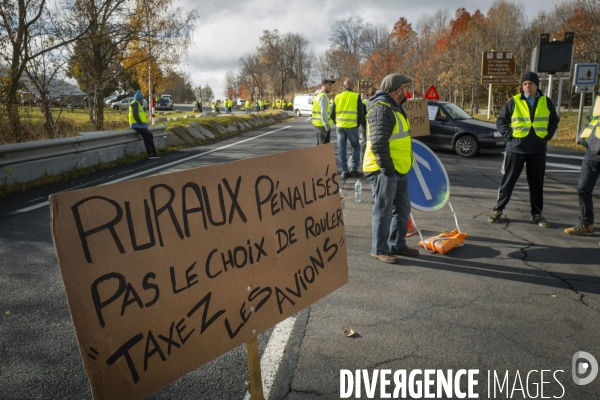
<box><xmin>49</xmin><ymin>144</ymin><xmax>348</xmax><ymax>400</ymax></box>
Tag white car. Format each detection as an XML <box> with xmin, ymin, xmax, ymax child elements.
<box><xmin>293</xmin><ymin>94</ymin><xmax>314</xmax><ymax>116</ymax></box>
<box><xmin>236</xmin><ymin>99</ymin><xmax>245</xmax><ymax>106</ymax></box>
<box><xmin>160</xmin><ymin>94</ymin><xmax>173</xmax><ymax>108</ymax></box>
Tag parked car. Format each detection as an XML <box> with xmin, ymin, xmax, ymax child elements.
<box><xmin>160</xmin><ymin>94</ymin><xmax>173</xmax><ymax>108</ymax></box>
<box><xmin>293</xmin><ymin>94</ymin><xmax>314</xmax><ymax>117</ymax></box>
<box><xmin>414</xmin><ymin>101</ymin><xmax>505</xmax><ymax>157</ymax></box>
<box><xmin>155</xmin><ymin>98</ymin><xmax>172</xmax><ymax>110</ymax></box>
<box><xmin>112</xmin><ymin>97</ymin><xmax>148</xmax><ymax>111</ymax></box>
<box><xmin>236</xmin><ymin>99</ymin><xmax>245</xmax><ymax>106</ymax></box>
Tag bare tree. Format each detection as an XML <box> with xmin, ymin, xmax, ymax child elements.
<box><xmin>67</xmin><ymin>0</ymin><xmax>131</xmax><ymax>130</ymax></box>
<box><xmin>0</xmin><ymin>0</ymin><xmax>109</xmax><ymax>142</ymax></box>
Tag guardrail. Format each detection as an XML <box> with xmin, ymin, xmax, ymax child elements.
<box><xmin>0</xmin><ymin>126</ymin><xmax>166</xmax><ymax>186</ymax></box>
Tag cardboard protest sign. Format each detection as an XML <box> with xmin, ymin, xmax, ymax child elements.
<box><xmin>50</xmin><ymin>144</ymin><xmax>348</xmax><ymax>400</ymax></box>
<box><xmin>403</xmin><ymin>99</ymin><xmax>430</xmax><ymax>137</ymax></box>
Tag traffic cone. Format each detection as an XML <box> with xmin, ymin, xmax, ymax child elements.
<box><xmin>406</xmin><ymin>217</ymin><xmax>418</xmax><ymax>237</ymax></box>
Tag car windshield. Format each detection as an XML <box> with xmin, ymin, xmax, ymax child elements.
<box><xmin>440</xmin><ymin>103</ymin><xmax>473</xmax><ymax>120</ymax></box>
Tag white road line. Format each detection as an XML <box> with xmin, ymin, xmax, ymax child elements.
<box><xmin>547</xmin><ymin>153</ymin><xmax>584</xmax><ymax>160</ymax></box>
<box><xmin>305</xmin><ymin>116</ymin><xmax>311</xmax><ymax>122</ymax></box>
<box><xmin>243</xmin><ymin>317</ymin><xmax>296</xmax><ymax>400</ymax></box>
<box><xmin>10</xmin><ymin>126</ymin><xmax>291</xmax><ymax>215</ymax></box>
<box><xmin>546</xmin><ymin>162</ymin><xmax>581</xmax><ymax>170</ymax></box>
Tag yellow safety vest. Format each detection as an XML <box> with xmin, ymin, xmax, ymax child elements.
<box><xmin>128</xmin><ymin>100</ymin><xmax>147</xmax><ymax>125</ymax></box>
<box><xmin>312</xmin><ymin>92</ymin><xmax>332</xmax><ymax>127</ymax></box>
<box><xmin>245</xmin><ymin>101</ymin><xmax>251</xmax><ymax>109</ymax></box>
<box><xmin>334</xmin><ymin>90</ymin><xmax>359</xmax><ymax>128</ymax></box>
<box><xmin>363</xmin><ymin>101</ymin><xmax>413</xmax><ymax>174</ymax></box>
<box><xmin>511</xmin><ymin>95</ymin><xmax>550</xmax><ymax>138</ymax></box>
<box><xmin>580</xmin><ymin>95</ymin><xmax>600</xmax><ymax>140</ymax></box>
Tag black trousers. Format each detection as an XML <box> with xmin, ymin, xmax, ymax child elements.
<box><xmin>494</xmin><ymin>152</ymin><xmax>546</xmax><ymax>215</ymax></box>
<box><xmin>133</xmin><ymin>127</ymin><xmax>156</xmax><ymax>156</ymax></box>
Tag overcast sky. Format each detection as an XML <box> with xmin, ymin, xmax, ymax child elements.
<box><xmin>180</xmin><ymin>0</ymin><xmax>563</xmax><ymax>98</ymax></box>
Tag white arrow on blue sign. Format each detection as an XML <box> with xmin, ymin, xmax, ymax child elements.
<box><xmin>408</xmin><ymin>140</ymin><xmax>450</xmax><ymax>211</ymax></box>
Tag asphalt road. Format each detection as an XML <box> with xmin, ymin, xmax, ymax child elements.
<box><xmin>1</xmin><ymin>114</ymin><xmax>599</xmax><ymax>399</ymax></box>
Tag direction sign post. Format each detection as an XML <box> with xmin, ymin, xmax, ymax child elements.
<box><xmin>573</xmin><ymin>63</ymin><xmax>599</xmax><ymax>135</ymax></box>
<box><xmin>481</xmin><ymin>51</ymin><xmax>516</xmax><ymax>119</ymax></box>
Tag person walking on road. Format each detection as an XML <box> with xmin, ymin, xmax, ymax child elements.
<box><xmin>564</xmin><ymin>89</ymin><xmax>600</xmax><ymax>236</ymax></box>
<box><xmin>488</xmin><ymin>71</ymin><xmax>559</xmax><ymax>227</ymax></box>
<box><xmin>245</xmin><ymin>99</ymin><xmax>251</xmax><ymax>114</ymax></box>
<box><xmin>312</xmin><ymin>78</ymin><xmax>334</xmax><ymax>145</ymax></box>
<box><xmin>363</xmin><ymin>74</ymin><xmax>419</xmax><ymax>264</ymax></box>
<box><xmin>331</xmin><ymin>79</ymin><xmax>364</xmax><ymax>179</ymax></box>
<box><xmin>129</xmin><ymin>90</ymin><xmax>159</xmax><ymax>159</ymax></box>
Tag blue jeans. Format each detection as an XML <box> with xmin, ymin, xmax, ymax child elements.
<box><xmin>577</xmin><ymin>149</ymin><xmax>600</xmax><ymax>225</ymax></box>
<box><xmin>337</xmin><ymin>127</ymin><xmax>360</xmax><ymax>172</ymax></box>
<box><xmin>366</xmin><ymin>171</ymin><xmax>410</xmax><ymax>254</ymax></box>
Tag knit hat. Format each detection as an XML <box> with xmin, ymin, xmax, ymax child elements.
<box><xmin>520</xmin><ymin>71</ymin><xmax>540</xmax><ymax>87</ymax></box>
<box><xmin>133</xmin><ymin>90</ymin><xmax>144</xmax><ymax>100</ymax></box>
<box><xmin>380</xmin><ymin>74</ymin><xmax>412</xmax><ymax>93</ymax></box>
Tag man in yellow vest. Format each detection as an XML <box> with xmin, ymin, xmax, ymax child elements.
<box><xmin>245</xmin><ymin>99</ymin><xmax>251</xmax><ymax>114</ymax></box>
<box><xmin>331</xmin><ymin>79</ymin><xmax>364</xmax><ymax>179</ymax></box>
<box><xmin>129</xmin><ymin>90</ymin><xmax>159</xmax><ymax>159</ymax></box>
<box><xmin>488</xmin><ymin>71</ymin><xmax>559</xmax><ymax>227</ymax></box>
<box><xmin>312</xmin><ymin>78</ymin><xmax>334</xmax><ymax>144</ymax></box>
<box><xmin>363</xmin><ymin>74</ymin><xmax>419</xmax><ymax>263</ymax></box>
<box><xmin>564</xmin><ymin>89</ymin><xmax>600</xmax><ymax>236</ymax></box>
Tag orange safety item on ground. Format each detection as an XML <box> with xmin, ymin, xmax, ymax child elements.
<box><xmin>406</xmin><ymin>217</ymin><xmax>418</xmax><ymax>237</ymax></box>
<box><xmin>418</xmin><ymin>229</ymin><xmax>467</xmax><ymax>254</ymax></box>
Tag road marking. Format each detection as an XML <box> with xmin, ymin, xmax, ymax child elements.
<box><xmin>10</xmin><ymin>126</ymin><xmax>291</xmax><ymax>215</ymax></box>
<box><xmin>547</xmin><ymin>153</ymin><xmax>584</xmax><ymax>160</ymax></box>
<box><xmin>546</xmin><ymin>162</ymin><xmax>581</xmax><ymax>170</ymax></box>
<box><xmin>243</xmin><ymin>317</ymin><xmax>296</xmax><ymax>400</ymax></box>
<box><xmin>305</xmin><ymin>116</ymin><xmax>311</xmax><ymax>122</ymax></box>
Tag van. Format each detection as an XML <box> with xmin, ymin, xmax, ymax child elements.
<box><xmin>292</xmin><ymin>94</ymin><xmax>314</xmax><ymax>117</ymax></box>
<box><xmin>236</xmin><ymin>99</ymin><xmax>245</xmax><ymax>106</ymax></box>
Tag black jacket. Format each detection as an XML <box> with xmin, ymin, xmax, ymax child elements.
<box><xmin>365</xmin><ymin>90</ymin><xmax>407</xmax><ymax>177</ymax></box>
<box><xmin>496</xmin><ymin>90</ymin><xmax>559</xmax><ymax>154</ymax></box>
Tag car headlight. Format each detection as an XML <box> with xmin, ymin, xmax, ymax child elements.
<box><xmin>493</xmin><ymin>131</ymin><xmax>503</xmax><ymax>138</ymax></box>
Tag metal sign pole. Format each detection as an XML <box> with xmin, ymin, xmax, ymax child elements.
<box><xmin>487</xmin><ymin>84</ymin><xmax>493</xmax><ymax>119</ymax></box>
<box><xmin>576</xmin><ymin>92</ymin><xmax>585</xmax><ymax>141</ymax></box>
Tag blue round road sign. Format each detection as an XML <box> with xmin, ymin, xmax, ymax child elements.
<box><xmin>408</xmin><ymin>140</ymin><xmax>450</xmax><ymax>211</ymax></box>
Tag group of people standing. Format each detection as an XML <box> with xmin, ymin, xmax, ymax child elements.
<box><xmin>312</xmin><ymin>70</ymin><xmax>600</xmax><ymax>264</ymax></box>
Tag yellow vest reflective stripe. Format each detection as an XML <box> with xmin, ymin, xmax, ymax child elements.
<box><xmin>363</xmin><ymin>101</ymin><xmax>413</xmax><ymax>175</ymax></box>
<box><xmin>334</xmin><ymin>90</ymin><xmax>359</xmax><ymax>128</ymax></box>
<box><xmin>511</xmin><ymin>95</ymin><xmax>550</xmax><ymax>138</ymax></box>
<box><xmin>128</xmin><ymin>100</ymin><xmax>147</xmax><ymax>124</ymax></box>
<box><xmin>580</xmin><ymin>95</ymin><xmax>600</xmax><ymax>139</ymax></box>
<box><xmin>312</xmin><ymin>92</ymin><xmax>332</xmax><ymax>127</ymax></box>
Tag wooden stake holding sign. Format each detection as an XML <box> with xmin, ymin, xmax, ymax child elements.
<box><xmin>49</xmin><ymin>144</ymin><xmax>348</xmax><ymax>399</ymax></box>
<box><xmin>246</xmin><ymin>337</ymin><xmax>265</xmax><ymax>399</ymax></box>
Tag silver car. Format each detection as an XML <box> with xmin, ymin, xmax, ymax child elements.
<box><xmin>111</xmin><ymin>97</ymin><xmax>148</xmax><ymax>111</ymax></box>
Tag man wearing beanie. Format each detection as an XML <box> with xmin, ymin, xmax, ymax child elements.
<box><xmin>363</xmin><ymin>73</ymin><xmax>420</xmax><ymax>264</ymax></box>
<box><xmin>488</xmin><ymin>71</ymin><xmax>559</xmax><ymax>227</ymax></box>
<box><xmin>130</xmin><ymin>90</ymin><xmax>159</xmax><ymax>159</ymax></box>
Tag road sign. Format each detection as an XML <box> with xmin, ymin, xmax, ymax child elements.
<box><xmin>482</xmin><ymin>51</ymin><xmax>516</xmax><ymax>76</ymax></box>
<box><xmin>481</xmin><ymin>77</ymin><xmax>515</xmax><ymax>84</ymax></box>
<box><xmin>424</xmin><ymin>85</ymin><xmax>439</xmax><ymax>100</ymax></box>
<box><xmin>573</xmin><ymin>63</ymin><xmax>598</xmax><ymax>86</ymax></box>
<box><xmin>358</xmin><ymin>81</ymin><xmax>373</xmax><ymax>95</ymax></box>
<box><xmin>575</xmin><ymin>85</ymin><xmax>594</xmax><ymax>94</ymax></box>
<box><xmin>408</xmin><ymin>140</ymin><xmax>450</xmax><ymax>211</ymax></box>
